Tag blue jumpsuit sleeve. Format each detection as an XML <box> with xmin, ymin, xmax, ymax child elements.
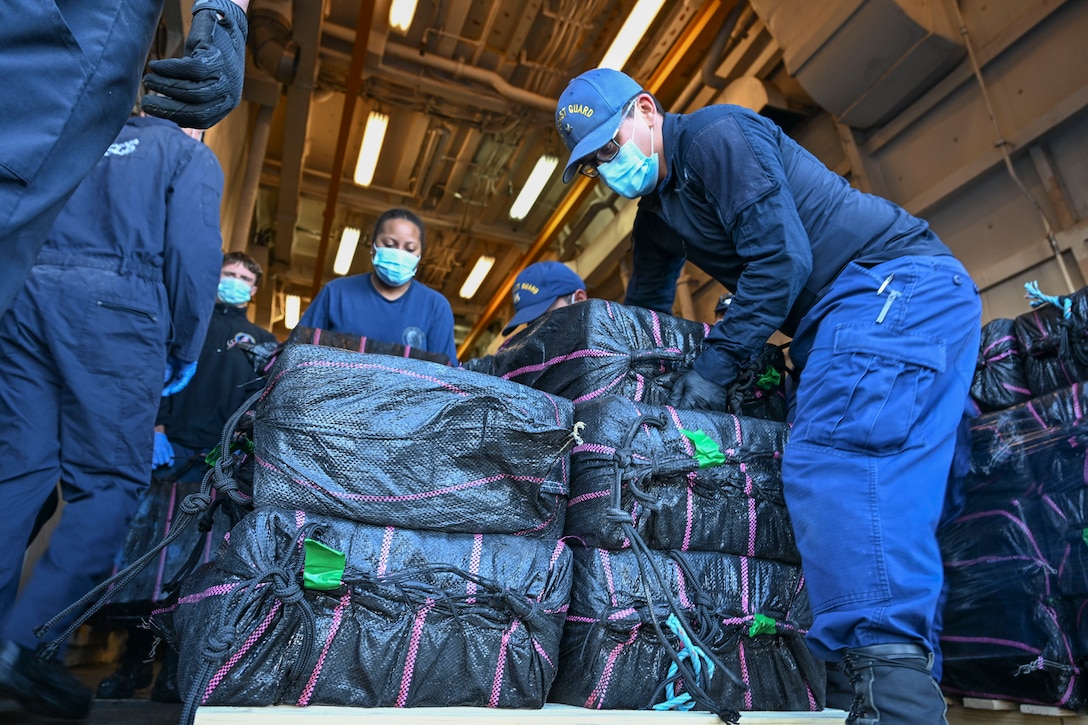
<box><xmin>623</xmin><ymin>210</ymin><xmax>686</xmax><ymax>313</ymax></box>
<box><xmin>689</xmin><ymin>118</ymin><xmax>812</xmax><ymax>388</ymax></box>
<box><xmin>299</xmin><ymin>286</ymin><xmax>331</xmax><ymax>329</ymax></box>
<box><xmin>163</xmin><ymin>142</ymin><xmax>224</xmax><ymax>362</ymax></box>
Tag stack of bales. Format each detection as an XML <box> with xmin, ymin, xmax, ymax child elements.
<box><xmin>469</xmin><ymin>299</ymin><xmax>822</xmax><ymax>715</ymax></box>
<box><xmin>941</xmin><ymin>285</ymin><xmax>1088</xmax><ymax>709</ymax></box>
<box><xmin>160</xmin><ymin>343</ymin><xmax>578</xmax><ymax>714</ymax></box>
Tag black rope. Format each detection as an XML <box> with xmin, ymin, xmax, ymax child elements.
<box><xmin>34</xmin><ymin>389</ymin><xmax>266</xmax><ymax>660</ymax></box>
<box><xmin>604</xmin><ymin>413</ymin><xmax>744</xmax><ymax>722</ymax></box>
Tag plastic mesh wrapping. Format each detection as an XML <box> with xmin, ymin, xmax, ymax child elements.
<box><xmin>1014</xmin><ymin>290</ymin><xmax>1088</xmax><ymax>398</ymax></box>
<box><xmin>463</xmin><ymin>300</ymin><xmax>709</xmax><ymax>405</ymax></box>
<box><xmin>253</xmin><ymin>344</ymin><xmax>576</xmax><ymax>537</ymax></box>
<box><xmin>163</xmin><ymin>507</ymin><xmax>572</xmax><ymax>709</ymax></box>
<box><xmin>939</xmin><ymin>382</ymin><xmax>1088</xmax><ymax>708</ymax></box>
<box><xmin>970</xmin><ymin>317</ymin><xmax>1032</xmax><ymax>413</ymax></box>
<box><xmin>548</xmin><ymin>546</ymin><xmax>823</xmax><ymax>712</ymax></box>
<box><xmin>566</xmin><ymin>396</ymin><xmax>797</xmax><ymax>561</ymax></box>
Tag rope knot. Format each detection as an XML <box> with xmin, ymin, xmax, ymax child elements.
<box><xmin>203</xmin><ymin>630</ymin><xmax>234</xmax><ymax>658</ymax></box>
<box><xmin>180</xmin><ymin>492</ymin><xmax>213</xmax><ymax>515</ymax></box>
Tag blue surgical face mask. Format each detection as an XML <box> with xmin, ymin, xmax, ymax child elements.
<box><xmin>372</xmin><ymin>247</ymin><xmax>420</xmax><ymax>287</ymax></box>
<box><xmin>218</xmin><ymin>276</ymin><xmax>253</xmax><ymax>305</ymax></box>
<box><xmin>598</xmin><ymin>114</ymin><xmax>659</xmax><ymax>199</ymax></box>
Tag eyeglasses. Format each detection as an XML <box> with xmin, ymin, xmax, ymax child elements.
<box><xmin>577</xmin><ymin>134</ymin><xmax>622</xmax><ymax>179</ymax></box>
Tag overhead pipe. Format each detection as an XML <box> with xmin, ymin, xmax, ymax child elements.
<box><xmin>701</xmin><ymin>0</ymin><xmax>747</xmax><ymax>90</ymax></box>
<box><xmin>247</xmin><ymin>0</ymin><xmax>300</xmax><ymax>84</ymax></box>
<box><xmin>229</xmin><ymin>103</ymin><xmax>275</xmax><ymax>251</ymax></box>
<box><xmin>457</xmin><ymin>0</ymin><xmax>726</xmax><ymax>358</ymax></box>
<box><xmin>323</xmin><ymin>21</ymin><xmax>556</xmax><ymax>112</ymax></box>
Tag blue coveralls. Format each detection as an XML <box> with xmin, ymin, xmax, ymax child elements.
<box><xmin>0</xmin><ymin>1</ymin><xmax>165</xmax><ymax>318</ymax></box>
<box><xmin>624</xmin><ymin>106</ymin><xmax>982</xmax><ymax>671</ymax></box>
<box><xmin>0</xmin><ymin>116</ymin><xmax>223</xmax><ymax>652</ymax></box>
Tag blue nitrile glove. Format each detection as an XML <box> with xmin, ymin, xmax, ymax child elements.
<box><xmin>668</xmin><ymin>369</ymin><xmax>731</xmax><ymax>412</ymax></box>
<box><xmin>162</xmin><ymin>357</ymin><xmax>199</xmax><ymax>397</ymax></box>
<box><xmin>153</xmin><ymin>432</ymin><xmax>175</xmax><ymax>468</ymax></box>
<box><xmin>142</xmin><ymin>0</ymin><xmax>249</xmax><ymax>129</ymax></box>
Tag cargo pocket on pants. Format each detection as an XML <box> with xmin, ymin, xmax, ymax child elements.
<box><xmin>799</xmin><ymin>324</ymin><xmax>945</xmax><ymax>455</ymax></box>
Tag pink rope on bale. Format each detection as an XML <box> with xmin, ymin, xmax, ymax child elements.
<box><xmin>396</xmin><ymin>599</ymin><xmax>437</xmax><ymax>707</ymax></box>
<box><xmin>297</xmin><ymin>591</ymin><xmax>351</xmax><ymax>706</ymax></box>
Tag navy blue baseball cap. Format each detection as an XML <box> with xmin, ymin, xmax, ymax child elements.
<box><xmin>555</xmin><ymin>68</ymin><xmax>644</xmax><ymax>183</ymax></box>
<box><xmin>504</xmin><ymin>261</ymin><xmax>586</xmax><ymax>335</ymax></box>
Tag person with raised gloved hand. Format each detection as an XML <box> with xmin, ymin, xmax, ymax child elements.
<box><xmin>142</xmin><ymin>0</ymin><xmax>250</xmax><ymax>129</ymax></box>
<box><xmin>0</xmin><ymin>0</ymin><xmax>249</xmax><ymax>324</ymax></box>
<box><xmin>0</xmin><ymin>113</ymin><xmax>223</xmax><ymax>720</ymax></box>
<box><xmin>555</xmin><ymin>68</ymin><xmax>982</xmax><ymax>724</ymax></box>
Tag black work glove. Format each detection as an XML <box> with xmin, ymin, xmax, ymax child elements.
<box><xmin>668</xmin><ymin>369</ymin><xmax>731</xmax><ymax>412</ymax></box>
<box><xmin>142</xmin><ymin>0</ymin><xmax>249</xmax><ymax>129</ymax></box>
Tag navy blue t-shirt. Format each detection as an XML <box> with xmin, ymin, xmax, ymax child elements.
<box><xmin>299</xmin><ymin>273</ymin><xmax>458</xmax><ymax>363</ymax></box>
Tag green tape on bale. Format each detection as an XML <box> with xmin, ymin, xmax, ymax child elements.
<box><xmin>679</xmin><ymin>428</ymin><xmax>726</xmax><ymax>468</ymax></box>
<box><xmin>303</xmin><ymin>538</ymin><xmax>346</xmax><ymax>591</ymax></box>
<box><xmin>749</xmin><ymin>613</ymin><xmax>778</xmax><ymax>637</ymax></box>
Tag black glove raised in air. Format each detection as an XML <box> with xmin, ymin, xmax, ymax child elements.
<box><xmin>668</xmin><ymin>369</ymin><xmax>731</xmax><ymax>412</ymax></box>
<box><xmin>142</xmin><ymin>0</ymin><xmax>248</xmax><ymax>129</ymax></box>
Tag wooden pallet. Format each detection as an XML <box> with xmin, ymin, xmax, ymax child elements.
<box><xmin>947</xmin><ymin>697</ymin><xmax>1088</xmax><ymax>724</ymax></box>
<box><xmin>194</xmin><ymin>699</ymin><xmax>1088</xmax><ymax>724</ymax></box>
<box><xmin>195</xmin><ymin>704</ymin><xmax>847</xmax><ymax>724</ymax></box>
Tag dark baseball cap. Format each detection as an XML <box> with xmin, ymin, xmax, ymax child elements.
<box><xmin>555</xmin><ymin>68</ymin><xmax>644</xmax><ymax>183</ymax></box>
<box><xmin>503</xmin><ymin>261</ymin><xmax>586</xmax><ymax>335</ymax></box>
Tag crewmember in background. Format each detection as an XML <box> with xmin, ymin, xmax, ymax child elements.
<box><xmin>95</xmin><ymin>251</ymin><xmax>276</xmax><ymax>703</ymax></box>
<box><xmin>501</xmin><ymin>261</ymin><xmax>588</xmax><ymax>337</ymax></box>
<box><xmin>0</xmin><ymin>0</ymin><xmax>249</xmax><ymax>319</ymax></box>
<box><xmin>299</xmin><ymin>208</ymin><xmax>458</xmax><ymax>364</ymax></box>
<box><xmin>555</xmin><ymin>67</ymin><xmax>981</xmax><ymax>724</ymax></box>
<box><xmin>0</xmin><ymin>113</ymin><xmax>224</xmax><ymax>720</ymax></box>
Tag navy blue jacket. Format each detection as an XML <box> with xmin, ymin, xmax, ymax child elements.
<box><xmin>624</xmin><ymin>105</ymin><xmax>949</xmax><ymax>387</ymax></box>
<box><xmin>299</xmin><ymin>273</ymin><xmax>458</xmax><ymax>364</ymax></box>
<box><xmin>42</xmin><ymin>116</ymin><xmax>224</xmax><ymax>362</ymax></box>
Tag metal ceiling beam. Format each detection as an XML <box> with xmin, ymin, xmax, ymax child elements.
<box><xmin>311</xmin><ymin>1</ymin><xmax>376</xmax><ymax>298</ymax></box>
<box><xmin>457</xmin><ymin>0</ymin><xmax>727</xmax><ymax>358</ymax></box>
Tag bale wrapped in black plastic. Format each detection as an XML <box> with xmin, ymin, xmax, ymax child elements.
<box><xmin>254</xmin><ymin>344</ymin><xmax>577</xmax><ymax>538</ymax></box>
<box><xmin>462</xmin><ymin>299</ymin><xmax>710</xmax><ymax>405</ymax></box>
<box><xmin>161</xmin><ymin>507</ymin><xmax>572</xmax><ymax>717</ymax></box>
<box><xmin>549</xmin><ymin>546</ymin><xmax>822</xmax><ymax>714</ymax></box>
<box><xmin>1014</xmin><ymin>287</ymin><xmax>1088</xmax><ymax>397</ymax></box>
<box><xmin>970</xmin><ymin>317</ymin><xmax>1032</xmax><ymax>412</ymax></box>
<box><xmin>237</xmin><ymin>325</ymin><xmax>451</xmax><ymax>377</ymax></box>
<box><xmin>1038</xmin><ymin>488</ymin><xmax>1088</xmax><ymax>601</ymax></box>
<box><xmin>960</xmin><ymin>382</ymin><xmax>1088</xmax><ymax>506</ymax></box>
<box><xmin>567</xmin><ymin>396</ymin><xmax>797</xmax><ymax>562</ymax></box>
<box><xmin>939</xmin><ymin>505</ymin><xmax>1086</xmax><ymax>709</ymax></box>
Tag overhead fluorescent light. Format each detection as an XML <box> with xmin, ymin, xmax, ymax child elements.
<box><xmin>353</xmin><ymin>111</ymin><xmax>389</xmax><ymax>187</ymax></box>
<box><xmin>598</xmin><ymin>0</ymin><xmax>667</xmax><ymax>70</ymax></box>
<box><xmin>333</xmin><ymin>226</ymin><xmax>361</xmax><ymax>276</ymax></box>
<box><xmin>459</xmin><ymin>255</ymin><xmax>496</xmax><ymax>299</ymax></box>
<box><xmin>389</xmin><ymin>0</ymin><xmax>418</xmax><ymax>34</ymax></box>
<box><xmin>285</xmin><ymin>294</ymin><xmax>301</xmax><ymax>330</ymax></box>
<box><xmin>509</xmin><ymin>155</ymin><xmax>558</xmax><ymax>221</ymax></box>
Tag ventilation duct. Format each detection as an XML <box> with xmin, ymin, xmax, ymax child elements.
<box><xmin>749</xmin><ymin>0</ymin><xmax>965</xmax><ymax>129</ymax></box>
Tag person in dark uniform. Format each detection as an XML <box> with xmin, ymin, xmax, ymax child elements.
<box><xmin>0</xmin><ymin>0</ymin><xmax>249</xmax><ymax>320</ymax></box>
<box><xmin>299</xmin><ymin>208</ymin><xmax>458</xmax><ymax>364</ymax></box>
<box><xmin>554</xmin><ymin>68</ymin><xmax>982</xmax><ymax>724</ymax></box>
<box><xmin>0</xmin><ymin>113</ymin><xmax>224</xmax><ymax>719</ymax></box>
<box><xmin>95</xmin><ymin>251</ymin><xmax>276</xmax><ymax>703</ymax></box>
<box><xmin>501</xmin><ymin>261</ymin><xmax>588</xmax><ymax>337</ymax></box>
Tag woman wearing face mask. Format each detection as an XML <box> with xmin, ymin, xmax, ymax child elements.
<box><xmin>299</xmin><ymin>207</ymin><xmax>458</xmax><ymax>364</ymax></box>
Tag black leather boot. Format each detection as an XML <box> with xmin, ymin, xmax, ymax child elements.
<box><xmin>95</xmin><ymin>657</ymin><xmax>153</xmax><ymax>699</ymax></box>
<box><xmin>842</xmin><ymin>643</ymin><xmax>947</xmax><ymax>725</ymax></box>
<box><xmin>0</xmin><ymin>639</ymin><xmax>93</xmax><ymax>719</ymax></box>
<box><xmin>150</xmin><ymin>648</ymin><xmax>181</xmax><ymax>703</ymax></box>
